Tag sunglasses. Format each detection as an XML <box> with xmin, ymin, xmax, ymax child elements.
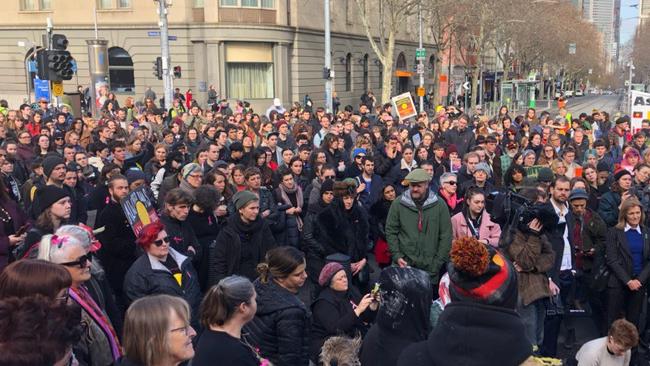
<box><xmin>323</xmin><ymin>175</ymin><xmax>335</xmax><ymax>180</ymax></box>
<box><xmin>444</xmin><ymin>181</ymin><xmax>457</xmax><ymax>185</ymax></box>
<box><xmin>60</xmin><ymin>252</ymin><xmax>93</xmax><ymax>269</ymax></box>
<box><xmin>154</xmin><ymin>236</ymin><xmax>171</xmax><ymax>247</ymax></box>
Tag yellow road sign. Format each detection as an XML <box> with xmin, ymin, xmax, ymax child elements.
<box><xmin>52</xmin><ymin>81</ymin><xmax>63</xmax><ymax>96</ymax></box>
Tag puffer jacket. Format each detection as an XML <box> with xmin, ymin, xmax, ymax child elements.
<box><xmin>385</xmin><ymin>190</ymin><xmax>452</xmax><ymax>284</ymax></box>
<box><xmin>123</xmin><ymin>248</ymin><xmax>202</xmax><ymax>329</ymax></box>
<box><xmin>244</xmin><ymin>279</ymin><xmax>311</xmax><ymax>366</ymax></box>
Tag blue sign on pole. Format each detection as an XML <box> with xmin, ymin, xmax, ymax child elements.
<box><xmin>27</xmin><ymin>60</ymin><xmax>37</xmax><ymax>73</ymax></box>
<box><xmin>34</xmin><ymin>78</ymin><xmax>50</xmax><ymax>102</ymax></box>
<box><xmin>70</xmin><ymin>59</ymin><xmax>78</xmax><ymax>73</ymax></box>
<box><xmin>148</xmin><ymin>31</ymin><xmax>161</xmax><ymax>37</ymax></box>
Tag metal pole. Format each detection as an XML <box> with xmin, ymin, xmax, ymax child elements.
<box><xmin>24</xmin><ymin>57</ymin><xmax>31</xmax><ymax>103</ymax></box>
<box><xmin>629</xmin><ymin>61</ymin><xmax>635</xmax><ymax>113</ymax></box>
<box><xmin>158</xmin><ymin>0</ymin><xmax>173</xmax><ymax>110</ymax></box>
<box><xmin>447</xmin><ymin>32</ymin><xmax>453</xmax><ymax>106</ymax></box>
<box><xmin>93</xmin><ymin>0</ymin><xmax>99</xmax><ymax>40</ymax></box>
<box><xmin>417</xmin><ymin>2</ymin><xmax>424</xmax><ymax>113</ymax></box>
<box><xmin>324</xmin><ymin>0</ymin><xmax>332</xmax><ymax>113</ymax></box>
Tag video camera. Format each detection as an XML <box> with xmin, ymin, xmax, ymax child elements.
<box><xmin>487</xmin><ymin>189</ymin><xmax>558</xmax><ymax>240</ymax></box>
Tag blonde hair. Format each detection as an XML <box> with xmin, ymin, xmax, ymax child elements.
<box><xmin>616</xmin><ymin>197</ymin><xmax>645</xmax><ymax>230</ymax></box>
<box><xmin>123</xmin><ymin>295</ymin><xmax>191</xmax><ymax>366</ymax></box>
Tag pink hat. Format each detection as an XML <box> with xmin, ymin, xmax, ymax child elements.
<box><xmin>318</xmin><ymin>262</ymin><xmax>345</xmax><ymax>287</ymax></box>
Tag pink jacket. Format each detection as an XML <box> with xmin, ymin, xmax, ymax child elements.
<box><xmin>450</xmin><ymin>210</ymin><xmax>502</xmax><ymax>247</ymax></box>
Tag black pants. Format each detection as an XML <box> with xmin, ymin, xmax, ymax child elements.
<box><xmin>607</xmin><ymin>284</ymin><xmax>646</xmax><ymax>329</ymax></box>
<box><xmin>541</xmin><ymin>271</ymin><xmax>575</xmax><ymax>357</ymax></box>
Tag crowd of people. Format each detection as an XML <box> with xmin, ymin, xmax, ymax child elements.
<box><xmin>0</xmin><ymin>89</ymin><xmax>649</xmax><ymax>366</ymax></box>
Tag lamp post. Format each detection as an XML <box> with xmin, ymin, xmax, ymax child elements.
<box><xmin>155</xmin><ymin>0</ymin><xmax>173</xmax><ymax>110</ymax></box>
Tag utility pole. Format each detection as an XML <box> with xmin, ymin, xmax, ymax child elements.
<box><xmin>324</xmin><ymin>0</ymin><xmax>332</xmax><ymax>113</ymax></box>
<box><xmin>156</xmin><ymin>0</ymin><xmax>173</xmax><ymax>110</ymax></box>
<box><xmin>447</xmin><ymin>32</ymin><xmax>453</xmax><ymax>106</ymax></box>
<box><xmin>417</xmin><ymin>2</ymin><xmax>424</xmax><ymax>113</ymax></box>
<box><xmin>628</xmin><ymin>61</ymin><xmax>635</xmax><ymax>113</ymax></box>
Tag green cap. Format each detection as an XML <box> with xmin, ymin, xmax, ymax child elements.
<box><xmin>404</xmin><ymin>168</ymin><xmax>432</xmax><ymax>183</ymax></box>
<box><xmin>232</xmin><ymin>190</ymin><xmax>259</xmax><ymax>210</ymax></box>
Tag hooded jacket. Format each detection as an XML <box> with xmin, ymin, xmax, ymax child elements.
<box><xmin>385</xmin><ymin>189</ymin><xmax>452</xmax><ymax>283</ymax></box>
<box><xmin>397</xmin><ymin>302</ymin><xmax>532</xmax><ymax>366</ymax></box>
<box><xmin>244</xmin><ymin>279</ymin><xmax>311</xmax><ymax>366</ymax></box>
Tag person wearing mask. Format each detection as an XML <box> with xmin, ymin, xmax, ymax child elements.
<box><xmin>209</xmin><ymin>190</ymin><xmax>276</xmax><ymax>286</ymax></box>
<box><xmin>160</xmin><ymin>188</ymin><xmax>200</xmax><ymax>259</ymax></box>
<box><xmin>115</xmin><ymin>295</ymin><xmax>196</xmax><ymax>366</ymax></box>
<box><xmin>599</xmin><ymin>169</ymin><xmax>635</xmax><ymax>227</ymax></box>
<box><xmin>398</xmin><ymin>237</ymin><xmax>535</xmax><ymax>366</ymax></box>
<box><xmin>360</xmin><ymin>267</ymin><xmax>432</xmax><ymax>366</ymax></box>
<box><xmin>451</xmin><ymin>188</ymin><xmax>501</xmax><ymax>247</ymax></box>
<box><xmin>40</xmin><ymin>226</ymin><xmax>123</xmax><ymax>366</ymax></box>
<box><xmin>606</xmin><ymin>198</ymin><xmax>650</xmax><ymax>331</ymax></box>
<box><xmin>575</xmin><ymin>319</ymin><xmax>638</xmax><ymax>366</ymax></box>
<box><xmin>123</xmin><ymin>221</ymin><xmax>202</xmax><ymax>329</ymax></box>
<box><xmin>244</xmin><ymin>246</ymin><xmax>310</xmax><ymax>366</ymax></box>
<box><xmin>193</xmin><ymin>276</ymin><xmax>260</xmax><ymax>366</ymax></box>
<box><xmin>95</xmin><ymin>174</ymin><xmax>138</xmax><ymax>304</ymax></box>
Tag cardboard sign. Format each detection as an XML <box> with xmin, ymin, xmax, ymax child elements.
<box><xmin>391</xmin><ymin>92</ymin><xmax>417</xmax><ymax>121</ymax></box>
<box><xmin>120</xmin><ymin>186</ymin><xmax>159</xmax><ymax>236</ymax></box>
<box><xmin>524</xmin><ymin>165</ymin><xmax>544</xmax><ymax>179</ymax></box>
<box><xmin>631</xmin><ymin>90</ymin><xmax>650</xmax><ymax>134</ymax></box>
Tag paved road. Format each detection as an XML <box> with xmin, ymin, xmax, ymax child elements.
<box><xmin>535</xmin><ymin>94</ymin><xmax>623</xmax><ymax>116</ymax></box>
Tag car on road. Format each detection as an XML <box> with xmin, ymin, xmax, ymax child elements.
<box><xmin>575</xmin><ymin>90</ymin><xmax>584</xmax><ymax>97</ymax></box>
<box><xmin>603</xmin><ymin>90</ymin><xmax>614</xmax><ymax>95</ymax></box>
<box><xmin>554</xmin><ymin>91</ymin><xmax>563</xmax><ymax>99</ymax></box>
<box><xmin>564</xmin><ymin>90</ymin><xmax>574</xmax><ymax>97</ymax></box>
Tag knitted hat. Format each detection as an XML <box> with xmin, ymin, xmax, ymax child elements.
<box><xmin>352</xmin><ymin>148</ymin><xmax>367</xmax><ymax>158</ymax></box>
<box><xmin>181</xmin><ymin>163</ymin><xmax>202</xmax><ymax>180</ymax></box>
<box><xmin>333</xmin><ymin>180</ymin><xmax>357</xmax><ymax>198</ymax></box>
<box><xmin>36</xmin><ymin>185</ymin><xmax>70</xmax><ymax>212</ymax></box>
<box><xmin>275</xmin><ymin>120</ymin><xmax>288</xmax><ymax>129</ymax></box>
<box><xmin>126</xmin><ymin>168</ymin><xmax>146</xmax><ymax>185</ymax></box>
<box><xmin>232</xmin><ymin>190</ymin><xmax>259</xmax><ymax>211</ymax></box>
<box><xmin>43</xmin><ymin>155</ymin><xmax>65</xmax><ymax>178</ymax></box>
<box><xmin>596</xmin><ymin>161</ymin><xmax>610</xmax><ymax>173</ymax></box>
<box><xmin>447</xmin><ymin>237</ymin><xmax>518</xmax><ymax>309</ymax></box>
<box><xmin>445</xmin><ymin>144</ymin><xmax>458</xmax><ymax>156</ymax></box>
<box><xmin>614</xmin><ymin>168</ymin><xmax>632</xmax><ymax>182</ymax></box>
<box><xmin>320</xmin><ymin>178</ymin><xmax>335</xmax><ymax>195</ymax></box>
<box><xmin>474</xmin><ymin>162</ymin><xmax>491</xmax><ymax>178</ymax></box>
<box><xmin>318</xmin><ymin>262</ymin><xmax>345</xmax><ymax>287</ymax></box>
<box><xmin>569</xmin><ymin>189</ymin><xmax>589</xmax><ymax>201</ymax></box>
<box><xmin>537</xmin><ymin>167</ymin><xmax>555</xmax><ymax>183</ymax></box>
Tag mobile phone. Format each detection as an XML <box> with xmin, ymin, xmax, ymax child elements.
<box><xmin>15</xmin><ymin>224</ymin><xmax>29</xmax><ymax>236</ymax></box>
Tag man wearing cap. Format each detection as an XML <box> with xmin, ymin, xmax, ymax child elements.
<box><xmin>385</xmin><ymin>168</ymin><xmax>452</xmax><ymax>285</ymax></box>
<box><xmin>266</xmin><ymin>97</ymin><xmax>285</xmax><ymax>119</ymax></box>
<box><xmin>607</xmin><ymin>116</ymin><xmax>631</xmax><ymax>163</ymax></box>
<box><xmin>566</xmin><ymin>188</ymin><xmax>608</xmax><ymax>334</ymax></box>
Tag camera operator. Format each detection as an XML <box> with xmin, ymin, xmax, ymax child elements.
<box><xmin>505</xmin><ymin>188</ymin><xmax>555</xmax><ymax>353</ymax></box>
<box><xmin>598</xmin><ymin>169</ymin><xmax>635</xmax><ymax>227</ymax></box>
<box><xmin>566</xmin><ymin>189</ymin><xmax>608</xmax><ymax>336</ymax></box>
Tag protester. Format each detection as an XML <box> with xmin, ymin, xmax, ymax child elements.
<box><xmin>451</xmin><ymin>188</ymin><xmax>501</xmax><ymax>246</ymax></box>
<box><xmin>575</xmin><ymin>319</ymin><xmax>638</xmax><ymax>366</ymax></box>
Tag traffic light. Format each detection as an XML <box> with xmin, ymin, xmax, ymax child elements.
<box><xmin>36</xmin><ymin>50</ymin><xmax>74</xmax><ymax>81</ymax></box>
<box><xmin>173</xmin><ymin>65</ymin><xmax>181</xmax><ymax>79</ymax></box>
<box><xmin>153</xmin><ymin>57</ymin><xmax>163</xmax><ymax>80</ymax></box>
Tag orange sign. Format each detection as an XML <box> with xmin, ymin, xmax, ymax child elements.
<box><xmin>439</xmin><ymin>74</ymin><xmax>448</xmax><ymax>82</ymax></box>
<box><xmin>416</xmin><ymin>87</ymin><xmax>425</xmax><ymax>97</ymax></box>
<box><xmin>391</xmin><ymin>92</ymin><xmax>417</xmax><ymax>120</ymax></box>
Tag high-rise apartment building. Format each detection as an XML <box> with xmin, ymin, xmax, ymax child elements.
<box><xmin>580</xmin><ymin>0</ymin><xmax>621</xmax><ymax>72</ymax></box>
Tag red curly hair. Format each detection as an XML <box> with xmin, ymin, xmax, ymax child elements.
<box><xmin>136</xmin><ymin>221</ymin><xmax>165</xmax><ymax>250</ymax></box>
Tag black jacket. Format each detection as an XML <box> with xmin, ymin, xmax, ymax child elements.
<box><xmin>606</xmin><ymin>226</ymin><xmax>650</xmax><ymax>288</ymax></box>
<box><xmin>374</xmin><ymin>147</ymin><xmax>401</xmax><ymax>178</ymax></box>
<box><xmin>95</xmin><ymin>200</ymin><xmax>139</xmax><ymax>295</ymax></box>
<box><xmin>397</xmin><ymin>302</ymin><xmax>532</xmax><ymax>366</ymax></box>
<box><xmin>244</xmin><ymin>279</ymin><xmax>311</xmax><ymax>366</ymax></box>
<box><xmin>315</xmin><ymin>200</ymin><xmax>369</xmax><ymax>263</ymax></box>
<box><xmin>443</xmin><ymin>127</ymin><xmax>475</xmax><ymax>157</ymax></box>
<box><xmin>301</xmin><ymin>200</ymin><xmax>331</xmax><ymax>282</ymax></box>
<box><xmin>159</xmin><ymin>214</ymin><xmax>200</xmax><ymax>258</ymax></box>
<box><xmin>187</xmin><ymin>209</ymin><xmax>221</xmax><ymax>291</ymax></box>
<box><xmin>123</xmin><ymin>249</ymin><xmax>202</xmax><ymax>328</ymax></box>
<box><xmin>357</xmin><ymin>174</ymin><xmax>384</xmax><ymax>208</ymax></box>
<box><xmin>208</xmin><ymin>214</ymin><xmax>276</xmax><ymax>287</ymax></box>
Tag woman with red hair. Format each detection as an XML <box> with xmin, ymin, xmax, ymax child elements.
<box><xmin>123</xmin><ymin>221</ymin><xmax>202</xmax><ymax>329</ymax></box>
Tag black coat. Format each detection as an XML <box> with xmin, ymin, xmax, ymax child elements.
<box><xmin>301</xmin><ymin>201</ymin><xmax>330</xmax><ymax>282</ymax></box>
<box><xmin>95</xmin><ymin>200</ymin><xmax>139</xmax><ymax>295</ymax></box>
<box><xmin>397</xmin><ymin>302</ymin><xmax>532</xmax><ymax>366</ymax></box>
<box><xmin>443</xmin><ymin>127</ymin><xmax>475</xmax><ymax>157</ymax></box>
<box><xmin>159</xmin><ymin>214</ymin><xmax>200</xmax><ymax>258</ymax></box>
<box><xmin>208</xmin><ymin>214</ymin><xmax>276</xmax><ymax>287</ymax></box>
<box><xmin>244</xmin><ymin>279</ymin><xmax>311</xmax><ymax>366</ymax></box>
<box><xmin>315</xmin><ymin>200</ymin><xmax>369</xmax><ymax>263</ymax></box>
<box><xmin>123</xmin><ymin>249</ymin><xmax>202</xmax><ymax>328</ymax></box>
<box><xmin>374</xmin><ymin>148</ymin><xmax>401</xmax><ymax>178</ymax></box>
<box><xmin>606</xmin><ymin>226</ymin><xmax>650</xmax><ymax>288</ymax></box>
<box><xmin>310</xmin><ymin>287</ymin><xmax>374</xmax><ymax>362</ymax></box>
<box><xmin>357</xmin><ymin>174</ymin><xmax>384</xmax><ymax>208</ymax></box>
<box><xmin>186</xmin><ymin>209</ymin><xmax>221</xmax><ymax>291</ymax></box>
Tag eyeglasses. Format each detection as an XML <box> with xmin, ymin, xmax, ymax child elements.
<box><xmin>188</xmin><ymin>173</ymin><xmax>203</xmax><ymax>179</ymax></box>
<box><xmin>60</xmin><ymin>252</ymin><xmax>93</xmax><ymax>269</ymax></box>
<box><xmin>323</xmin><ymin>175</ymin><xmax>335</xmax><ymax>180</ymax></box>
<box><xmin>444</xmin><ymin>181</ymin><xmax>457</xmax><ymax>185</ymax></box>
<box><xmin>170</xmin><ymin>324</ymin><xmax>192</xmax><ymax>336</ymax></box>
<box><xmin>154</xmin><ymin>236</ymin><xmax>170</xmax><ymax>247</ymax></box>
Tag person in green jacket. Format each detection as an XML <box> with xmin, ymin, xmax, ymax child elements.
<box><xmin>385</xmin><ymin>168</ymin><xmax>452</xmax><ymax>285</ymax></box>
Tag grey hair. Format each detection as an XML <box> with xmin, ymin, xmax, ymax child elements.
<box><xmin>38</xmin><ymin>225</ymin><xmax>103</xmax><ymax>273</ymax></box>
<box><xmin>439</xmin><ymin>172</ymin><xmax>457</xmax><ymax>186</ymax></box>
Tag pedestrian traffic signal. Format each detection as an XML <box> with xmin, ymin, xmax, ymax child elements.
<box><xmin>153</xmin><ymin>57</ymin><xmax>163</xmax><ymax>80</ymax></box>
<box><xmin>173</xmin><ymin>65</ymin><xmax>181</xmax><ymax>79</ymax></box>
<box><xmin>36</xmin><ymin>50</ymin><xmax>74</xmax><ymax>81</ymax></box>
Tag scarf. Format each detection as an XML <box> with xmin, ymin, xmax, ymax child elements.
<box><xmin>179</xmin><ymin>179</ymin><xmax>196</xmax><ymax>195</ymax></box>
<box><xmin>439</xmin><ymin>189</ymin><xmax>461</xmax><ymax>210</ymax></box>
<box><xmin>70</xmin><ymin>286</ymin><xmax>122</xmax><ymax>361</ymax></box>
<box><xmin>278</xmin><ymin>184</ymin><xmax>304</xmax><ymax>231</ymax></box>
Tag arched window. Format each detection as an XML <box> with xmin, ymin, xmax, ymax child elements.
<box><xmin>345</xmin><ymin>53</ymin><xmax>352</xmax><ymax>92</ymax></box>
<box><xmin>362</xmin><ymin>54</ymin><xmax>369</xmax><ymax>92</ymax></box>
<box><xmin>396</xmin><ymin>52</ymin><xmax>407</xmax><ymax>70</ymax></box>
<box><xmin>108</xmin><ymin>47</ymin><xmax>135</xmax><ymax>92</ymax></box>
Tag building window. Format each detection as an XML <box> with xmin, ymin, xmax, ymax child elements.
<box><xmin>363</xmin><ymin>54</ymin><xmax>369</xmax><ymax>92</ymax></box>
<box><xmin>99</xmin><ymin>0</ymin><xmax>131</xmax><ymax>9</ymax></box>
<box><xmin>20</xmin><ymin>0</ymin><xmax>51</xmax><ymax>10</ymax></box>
<box><xmin>220</xmin><ymin>0</ymin><xmax>273</xmax><ymax>7</ymax></box>
<box><xmin>98</xmin><ymin>0</ymin><xmax>112</xmax><ymax>9</ymax></box>
<box><xmin>108</xmin><ymin>47</ymin><xmax>135</xmax><ymax>92</ymax></box>
<box><xmin>118</xmin><ymin>0</ymin><xmax>131</xmax><ymax>8</ymax></box>
<box><xmin>193</xmin><ymin>0</ymin><xmax>204</xmax><ymax>7</ymax></box>
<box><xmin>227</xmin><ymin>63</ymin><xmax>273</xmax><ymax>99</ymax></box>
<box><xmin>345</xmin><ymin>53</ymin><xmax>352</xmax><ymax>92</ymax></box>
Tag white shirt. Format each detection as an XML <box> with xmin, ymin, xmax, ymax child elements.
<box><xmin>576</xmin><ymin>337</ymin><xmax>630</xmax><ymax>366</ymax></box>
<box><xmin>551</xmin><ymin>199</ymin><xmax>572</xmax><ymax>271</ymax></box>
<box><xmin>625</xmin><ymin>224</ymin><xmax>642</xmax><ymax>234</ymax></box>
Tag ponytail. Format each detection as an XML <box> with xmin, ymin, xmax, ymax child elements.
<box><xmin>257</xmin><ymin>263</ymin><xmax>270</xmax><ymax>284</ymax></box>
<box><xmin>200</xmin><ymin>276</ymin><xmax>255</xmax><ymax>329</ymax></box>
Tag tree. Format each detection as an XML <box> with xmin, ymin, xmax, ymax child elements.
<box><xmin>422</xmin><ymin>0</ymin><xmax>457</xmax><ymax>106</ymax></box>
<box><xmin>632</xmin><ymin>22</ymin><xmax>650</xmax><ymax>86</ymax></box>
<box><xmin>354</xmin><ymin>0</ymin><xmax>421</xmax><ymax>103</ymax></box>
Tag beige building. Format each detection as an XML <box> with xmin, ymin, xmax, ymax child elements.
<box><xmin>0</xmin><ymin>0</ymin><xmax>436</xmax><ymax>111</ymax></box>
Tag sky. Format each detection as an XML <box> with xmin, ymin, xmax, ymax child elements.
<box><xmin>620</xmin><ymin>0</ymin><xmax>640</xmax><ymax>45</ymax></box>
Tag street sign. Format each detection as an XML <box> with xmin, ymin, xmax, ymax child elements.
<box><xmin>34</xmin><ymin>78</ymin><xmax>50</xmax><ymax>102</ymax></box>
<box><xmin>416</xmin><ymin>64</ymin><xmax>424</xmax><ymax>74</ymax></box>
<box><xmin>462</xmin><ymin>81</ymin><xmax>470</xmax><ymax>91</ymax></box>
<box><xmin>51</xmin><ymin>81</ymin><xmax>63</xmax><ymax>97</ymax></box>
<box><xmin>415</xmin><ymin>48</ymin><xmax>426</xmax><ymax>60</ymax></box>
<box><xmin>27</xmin><ymin>60</ymin><xmax>37</xmax><ymax>73</ymax></box>
<box><xmin>568</xmin><ymin>43</ymin><xmax>576</xmax><ymax>55</ymax></box>
<box><xmin>416</xmin><ymin>87</ymin><xmax>425</xmax><ymax>97</ymax></box>
<box><xmin>148</xmin><ymin>31</ymin><xmax>177</xmax><ymax>41</ymax></box>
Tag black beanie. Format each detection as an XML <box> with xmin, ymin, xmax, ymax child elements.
<box><xmin>320</xmin><ymin>178</ymin><xmax>335</xmax><ymax>195</ymax></box>
<box><xmin>596</xmin><ymin>161</ymin><xmax>610</xmax><ymax>173</ymax></box>
<box><xmin>42</xmin><ymin>155</ymin><xmax>65</xmax><ymax>178</ymax></box>
<box><xmin>36</xmin><ymin>185</ymin><xmax>70</xmax><ymax>212</ymax></box>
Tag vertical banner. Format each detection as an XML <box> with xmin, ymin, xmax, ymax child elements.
<box><xmin>120</xmin><ymin>186</ymin><xmax>159</xmax><ymax>236</ymax></box>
